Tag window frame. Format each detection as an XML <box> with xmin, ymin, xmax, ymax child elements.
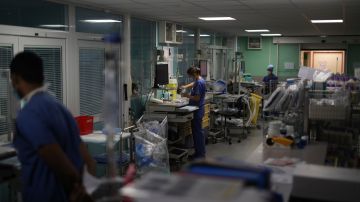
<box><xmin>78</xmin><ymin>40</ymin><xmax>106</xmax><ymax>123</ymax></box>
<box><xmin>19</xmin><ymin>37</ymin><xmax>67</xmax><ymax>104</ymax></box>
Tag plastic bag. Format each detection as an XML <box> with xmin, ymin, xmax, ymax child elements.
<box><xmin>134</xmin><ymin>129</ymin><xmax>169</xmax><ymax>174</ymax></box>
<box><xmin>136</xmin><ymin>115</ymin><xmax>168</xmax><ymax>138</ymax></box>
<box><xmin>141</xmin><ymin>120</ymin><xmax>161</xmax><ymax>135</ymax></box>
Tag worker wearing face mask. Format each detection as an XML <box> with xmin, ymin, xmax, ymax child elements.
<box><xmin>10</xmin><ymin>51</ymin><xmax>95</xmax><ymax>202</ymax></box>
<box><xmin>181</xmin><ymin>67</ymin><xmax>206</xmax><ymax>159</ymax></box>
<box><xmin>263</xmin><ymin>64</ymin><xmax>278</xmax><ymax>95</ymax></box>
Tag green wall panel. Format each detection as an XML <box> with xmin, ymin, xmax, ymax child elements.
<box><xmin>238</xmin><ymin>37</ymin><xmax>360</xmax><ymax>79</ymax></box>
<box><xmin>278</xmin><ymin>44</ymin><xmax>300</xmax><ymax>78</ymax></box>
<box><xmin>238</xmin><ymin>37</ymin><xmax>277</xmax><ymax>77</ymax></box>
<box><xmin>238</xmin><ymin>37</ymin><xmax>299</xmax><ymax>79</ymax></box>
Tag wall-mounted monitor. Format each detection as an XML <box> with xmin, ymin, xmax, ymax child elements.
<box><xmin>154</xmin><ymin>63</ymin><xmax>169</xmax><ymax>87</ymax></box>
<box><xmin>199</xmin><ymin>60</ymin><xmax>207</xmax><ymax>77</ymax></box>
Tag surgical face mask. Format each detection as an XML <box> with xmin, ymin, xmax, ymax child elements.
<box><xmin>12</xmin><ymin>89</ymin><xmax>26</xmax><ymax>109</ymax></box>
<box><xmin>20</xmin><ymin>99</ymin><xmax>27</xmax><ymax>109</ymax></box>
<box><xmin>11</xmin><ymin>78</ymin><xmax>24</xmax><ymax>99</ymax></box>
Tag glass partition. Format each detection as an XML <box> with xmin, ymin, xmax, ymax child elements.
<box><xmin>131</xmin><ymin>18</ymin><xmax>156</xmax><ymax>120</ymax></box>
<box><xmin>0</xmin><ymin>0</ymin><xmax>68</xmax><ymax>31</ymax></box>
<box><xmin>76</xmin><ymin>7</ymin><xmax>122</xmax><ymax>34</ymax></box>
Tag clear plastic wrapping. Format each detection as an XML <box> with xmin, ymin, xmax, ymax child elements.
<box><xmin>134</xmin><ymin>129</ymin><xmax>170</xmax><ymax>174</ymax></box>
<box><xmin>140</xmin><ymin>120</ymin><xmax>161</xmax><ymax>135</ymax></box>
<box><xmin>309</xmin><ymin>89</ymin><xmax>350</xmax><ymax>120</ymax></box>
<box><xmin>310</xmin><ymin>89</ymin><xmax>350</xmax><ymax>107</ymax></box>
<box><xmin>265</xmin><ymin>80</ymin><xmax>306</xmax><ymax>113</ymax></box>
<box><xmin>136</xmin><ymin>114</ymin><xmax>168</xmax><ymax>138</ymax></box>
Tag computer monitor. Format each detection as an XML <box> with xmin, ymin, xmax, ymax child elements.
<box><xmin>154</xmin><ymin>63</ymin><xmax>169</xmax><ymax>87</ymax></box>
<box><xmin>199</xmin><ymin>60</ymin><xmax>207</xmax><ymax>77</ymax></box>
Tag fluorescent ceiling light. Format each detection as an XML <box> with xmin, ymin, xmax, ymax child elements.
<box><xmin>261</xmin><ymin>33</ymin><xmax>282</xmax><ymax>36</ymax></box>
<box><xmin>199</xmin><ymin>17</ymin><xmax>236</xmax><ymax>21</ymax></box>
<box><xmin>188</xmin><ymin>34</ymin><xmax>210</xmax><ymax>37</ymax></box>
<box><xmin>176</xmin><ymin>30</ymin><xmax>187</xmax><ymax>33</ymax></box>
<box><xmin>40</xmin><ymin>24</ymin><xmax>68</xmax><ymax>28</ymax></box>
<box><xmin>245</xmin><ymin>29</ymin><xmax>269</xmax><ymax>33</ymax></box>
<box><xmin>82</xmin><ymin>19</ymin><xmax>122</xmax><ymax>23</ymax></box>
<box><xmin>311</xmin><ymin>19</ymin><xmax>343</xmax><ymax>23</ymax></box>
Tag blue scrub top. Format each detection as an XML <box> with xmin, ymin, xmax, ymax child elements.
<box><xmin>189</xmin><ymin>78</ymin><xmax>206</xmax><ymax>118</ymax></box>
<box><xmin>263</xmin><ymin>73</ymin><xmax>278</xmax><ymax>83</ymax></box>
<box><xmin>14</xmin><ymin>92</ymin><xmax>84</xmax><ymax>202</ymax></box>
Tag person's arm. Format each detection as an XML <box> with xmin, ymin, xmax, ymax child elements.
<box><xmin>181</xmin><ymin>82</ymin><xmax>194</xmax><ymax>89</ymax></box>
<box><xmin>38</xmin><ymin>144</ymin><xmax>93</xmax><ymax>202</ymax></box>
<box><xmin>37</xmin><ymin>144</ymin><xmax>81</xmax><ymax>193</ymax></box>
<box><xmin>274</xmin><ymin>75</ymin><xmax>278</xmax><ymax>81</ymax></box>
<box><xmin>182</xmin><ymin>82</ymin><xmax>202</xmax><ymax>101</ymax></box>
<box><xmin>182</xmin><ymin>94</ymin><xmax>200</xmax><ymax>101</ymax></box>
<box><xmin>17</xmin><ymin>111</ymin><xmax>93</xmax><ymax>201</ymax></box>
<box><xmin>262</xmin><ymin>76</ymin><xmax>267</xmax><ymax>83</ymax></box>
<box><xmin>79</xmin><ymin>142</ymin><xmax>96</xmax><ymax>176</ymax></box>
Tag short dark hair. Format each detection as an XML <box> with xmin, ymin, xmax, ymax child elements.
<box><xmin>10</xmin><ymin>51</ymin><xmax>44</xmax><ymax>85</ymax></box>
<box><xmin>187</xmin><ymin>66</ymin><xmax>200</xmax><ymax>76</ymax></box>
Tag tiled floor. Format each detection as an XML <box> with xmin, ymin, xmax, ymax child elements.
<box><xmin>206</xmin><ymin>127</ymin><xmax>264</xmax><ymax>161</ymax></box>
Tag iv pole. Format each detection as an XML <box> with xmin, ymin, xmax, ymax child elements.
<box><xmin>233</xmin><ymin>52</ymin><xmax>243</xmax><ymax>94</ymax></box>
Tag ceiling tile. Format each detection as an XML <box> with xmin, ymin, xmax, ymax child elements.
<box><xmin>290</xmin><ymin>0</ymin><xmax>341</xmax><ymax>8</ymax></box>
<box><xmin>302</xmin><ymin>8</ymin><xmax>343</xmax><ymax>19</ymax></box>
<box><xmin>70</xmin><ymin>0</ymin><xmax>360</xmax><ymax>36</ymax></box>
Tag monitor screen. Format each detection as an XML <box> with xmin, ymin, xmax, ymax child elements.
<box><xmin>154</xmin><ymin>63</ymin><xmax>169</xmax><ymax>86</ymax></box>
<box><xmin>200</xmin><ymin>60</ymin><xmax>207</xmax><ymax>77</ymax></box>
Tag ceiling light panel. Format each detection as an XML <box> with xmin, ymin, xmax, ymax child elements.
<box><xmin>245</xmin><ymin>29</ymin><xmax>270</xmax><ymax>32</ymax></box>
<box><xmin>82</xmin><ymin>19</ymin><xmax>122</xmax><ymax>23</ymax></box>
<box><xmin>199</xmin><ymin>17</ymin><xmax>236</xmax><ymax>21</ymax></box>
<box><xmin>311</xmin><ymin>19</ymin><xmax>343</xmax><ymax>23</ymax></box>
<box><xmin>261</xmin><ymin>33</ymin><xmax>282</xmax><ymax>36</ymax></box>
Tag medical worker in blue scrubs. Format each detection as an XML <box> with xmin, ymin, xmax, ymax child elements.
<box><xmin>181</xmin><ymin>67</ymin><xmax>206</xmax><ymax>159</ymax></box>
<box><xmin>263</xmin><ymin>64</ymin><xmax>278</xmax><ymax>95</ymax></box>
<box><xmin>10</xmin><ymin>51</ymin><xmax>95</xmax><ymax>202</ymax></box>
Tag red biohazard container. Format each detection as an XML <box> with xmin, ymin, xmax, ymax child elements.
<box><xmin>75</xmin><ymin>116</ymin><xmax>94</xmax><ymax>135</ymax></box>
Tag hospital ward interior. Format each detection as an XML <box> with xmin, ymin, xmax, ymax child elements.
<box><xmin>1</xmin><ymin>0</ymin><xmax>360</xmax><ymax>202</ymax></box>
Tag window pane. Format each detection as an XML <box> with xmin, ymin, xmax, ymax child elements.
<box><xmin>0</xmin><ymin>0</ymin><xmax>68</xmax><ymax>31</ymax></box>
<box><xmin>216</xmin><ymin>35</ymin><xmax>226</xmax><ymax>46</ymax></box>
<box><xmin>0</xmin><ymin>46</ymin><xmax>13</xmax><ymax>137</ymax></box>
<box><xmin>0</xmin><ymin>46</ymin><xmax>12</xmax><ymax>70</ymax></box>
<box><xmin>76</xmin><ymin>7</ymin><xmax>122</xmax><ymax>34</ymax></box>
<box><xmin>131</xmin><ymin>18</ymin><xmax>156</xmax><ymax>94</ymax></box>
<box><xmin>24</xmin><ymin>47</ymin><xmax>63</xmax><ymax>102</ymax></box>
<box><xmin>79</xmin><ymin>46</ymin><xmax>120</xmax><ymax>129</ymax></box>
<box><xmin>79</xmin><ymin>48</ymin><xmax>105</xmax><ymax>116</ymax></box>
<box><xmin>131</xmin><ymin>18</ymin><xmax>156</xmax><ymax>119</ymax></box>
<box><xmin>200</xmin><ymin>32</ymin><xmax>214</xmax><ymax>45</ymax></box>
<box><xmin>177</xmin><ymin>28</ymin><xmax>196</xmax><ymax>85</ymax></box>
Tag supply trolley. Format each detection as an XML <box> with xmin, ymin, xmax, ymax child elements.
<box><xmin>211</xmin><ymin>92</ymin><xmax>261</xmax><ymax>145</ymax></box>
<box><xmin>134</xmin><ymin>114</ymin><xmax>170</xmax><ymax>174</ymax></box>
<box><xmin>307</xmin><ymin>89</ymin><xmax>359</xmax><ymax>168</ymax></box>
<box><xmin>261</xmin><ymin>79</ymin><xmax>308</xmax><ymax>148</ymax></box>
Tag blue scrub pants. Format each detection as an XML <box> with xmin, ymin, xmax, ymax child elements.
<box><xmin>192</xmin><ymin>108</ymin><xmax>205</xmax><ymax>158</ymax></box>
